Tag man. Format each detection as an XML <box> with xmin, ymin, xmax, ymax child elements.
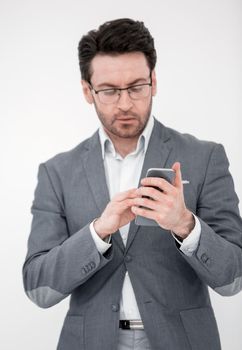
<box><xmin>23</xmin><ymin>18</ymin><xmax>242</xmax><ymax>350</ymax></box>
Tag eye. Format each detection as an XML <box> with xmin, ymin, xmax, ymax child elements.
<box><xmin>102</xmin><ymin>89</ymin><xmax>118</xmax><ymax>96</ymax></box>
<box><xmin>129</xmin><ymin>85</ymin><xmax>144</xmax><ymax>93</ymax></box>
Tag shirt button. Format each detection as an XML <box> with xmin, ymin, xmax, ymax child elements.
<box><xmin>125</xmin><ymin>255</ymin><xmax>132</xmax><ymax>263</ymax></box>
<box><xmin>111</xmin><ymin>304</ymin><xmax>119</xmax><ymax>312</ymax></box>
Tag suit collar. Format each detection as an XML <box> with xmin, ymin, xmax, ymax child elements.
<box><xmin>83</xmin><ymin>131</ymin><xmax>125</xmax><ymax>251</ymax></box>
<box><xmin>83</xmin><ymin>131</ymin><xmax>110</xmax><ymax>214</ymax></box>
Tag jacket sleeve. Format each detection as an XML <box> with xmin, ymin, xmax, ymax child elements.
<box><xmin>181</xmin><ymin>144</ymin><xmax>242</xmax><ymax>296</ymax></box>
<box><xmin>22</xmin><ymin>163</ymin><xmax>113</xmax><ymax>308</ymax></box>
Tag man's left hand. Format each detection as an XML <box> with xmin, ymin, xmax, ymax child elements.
<box><xmin>131</xmin><ymin>162</ymin><xmax>195</xmax><ymax>239</ymax></box>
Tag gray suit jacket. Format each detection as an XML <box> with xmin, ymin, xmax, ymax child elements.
<box><xmin>23</xmin><ymin>119</ymin><xmax>242</xmax><ymax>350</ymax></box>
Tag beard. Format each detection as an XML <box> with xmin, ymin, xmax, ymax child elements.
<box><xmin>93</xmin><ymin>98</ymin><xmax>153</xmax><ymax>139</ymax></box>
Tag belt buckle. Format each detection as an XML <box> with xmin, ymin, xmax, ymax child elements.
<box><xmin>123</xmin><ymin>320</ymin><xmax>130</xmax><ymax>329</ymax></box>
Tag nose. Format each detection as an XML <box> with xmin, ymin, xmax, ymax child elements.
<box><xmin>116</xmin><ymin>89</ymin><xmax>133</xmax><ymax>111</ymax></box>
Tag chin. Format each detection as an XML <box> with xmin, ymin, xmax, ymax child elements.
<box><xmin>114</xmin><ymin>126</ymin><xmax>143</xmax><ymax>138</ymax></box>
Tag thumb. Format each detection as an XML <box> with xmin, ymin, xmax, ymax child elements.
<box><xmin>172</xmin><ymin>162</ymin><xmax>183</xmax><ymax>189</ymax></box>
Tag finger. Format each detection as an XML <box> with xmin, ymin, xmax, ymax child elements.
<box><xmin>113</xmin><ymin>188</ymin><xmax>139</xmax><ymax>202</ymax></box>
<box><xmin>138</xmin><ymin>186</ymin><xmax>166</xmax><ymax>201</ymax></box>
<box><xmin>140</xmin><ymin>177</ymin><xmax>174</xmax><ymax>194</ymax></box>
<box><xmin>115</xmin><ymin>198</ymin><xmax>138</xmax><ymax>212</ymax></box>
<box><xmin>172</xmin><ymin>162</ymin><xmax>183</xmax><ymax>189</ymax></box>
<box><xmin>131</xmin><ymin>205</ymin><xmax>157</xmax><ymax>221</ymax></box>
<box><xmin>132</xmin><ymin>197</ymin><xmax>159</xmax><ymax>211</ymax></box>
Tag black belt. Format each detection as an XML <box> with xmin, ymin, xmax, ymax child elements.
<box><xmin>119</xmin><ymin>320</ymin><xmax>144</xmax><ymax>330</ymax></box>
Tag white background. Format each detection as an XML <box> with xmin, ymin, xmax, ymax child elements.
<box><xmin>0</xmin><ymin>0</ymin><xmax>241</xmax><ymax>349</ymax></box>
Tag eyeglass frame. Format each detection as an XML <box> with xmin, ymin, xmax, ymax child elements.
<box><xmin>88</xmin><ymin>72</ymin><xmax>153</xmax><ymax>104</ymax></box>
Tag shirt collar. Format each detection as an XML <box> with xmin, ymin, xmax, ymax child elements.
<box><xmin>99</xmin><ymin>115</ymin><xmax>154</xmax><ymax>159</ymax></box>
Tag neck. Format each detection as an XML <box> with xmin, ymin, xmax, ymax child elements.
<box><xmin>105</xmin><ymin>131</ymin><xmax>139</xmax><ymax>158</ymax></box>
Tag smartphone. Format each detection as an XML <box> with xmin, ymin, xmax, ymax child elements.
<box><xmin>146</xmin><ymin>168</ymin><xmax>175</xmax><ymax>185</ymax></box>
<box><xmin>135</xmin><ymin>168</ymin><xmax>175</xmax><ymax>226</ymax></box>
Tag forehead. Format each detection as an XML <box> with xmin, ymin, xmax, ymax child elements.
<box><xmin>90</xmin><ymin>52</ymin><xmax>150</xmax><ymax>86</ymax></box>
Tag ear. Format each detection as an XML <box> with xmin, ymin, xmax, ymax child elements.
<box><xmin>81</xmin><ymin>80</ymin><xmax>94</xmax><ymax>104</ymax></box>
<box><xmin>151</xmin><ymin>70</ymin><xmax>157</xmax><ymax>97</ymax></box>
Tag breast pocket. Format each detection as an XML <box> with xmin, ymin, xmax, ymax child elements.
<box><xmin>57</xmin><ymin>315</ymin><xmax>84</xmax><ymax>350</ymax></box>
<box><xmin>180</xmin><ymin>307</ymin><xmax>221</xmax><ymax>350</ymax></box>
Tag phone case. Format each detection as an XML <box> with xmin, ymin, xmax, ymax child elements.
<box><xmin>135</xmin><ymin>168</ymin><xmax>175</xmax><ymax>227</ymax></box>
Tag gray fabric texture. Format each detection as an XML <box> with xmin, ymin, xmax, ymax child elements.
<box><xmin>27</xmin><ymin>286</ymin><xmax>67</xmax><ymax>308</ymax></box>
<box><xmin>214</xmin><ymin>276</ymin><xmax>242</xmax><ymax>296</ymax></box>
<box><xmin>23</xmin><ymin>118</ymin><xmax>242</xmax><ymax>350</ymax></box>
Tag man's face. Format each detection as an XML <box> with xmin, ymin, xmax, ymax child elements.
<box><xmin>82</xmin><ymin>52</ymin><xmax>157</xmax><ymax>140</ymax></box>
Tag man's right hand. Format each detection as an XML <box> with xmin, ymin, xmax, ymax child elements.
<box><xmin>93</xmin><ymin>188</ymin><xmax>138</xmax><ymax>239</ymax></box>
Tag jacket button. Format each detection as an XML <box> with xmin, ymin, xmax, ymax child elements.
<box><xmin>125</xmin><ymin>255</ymin><xmax>132</xmax><ymax>263</ymax></box>
<box><xmin>89</xmin><ymin>261</ymin><xmax>96</xmax><ymax>269</ymax></box>
<box><xmin>111</xmin><ymin>304</ymin><xmax>119</xmax><ymax>312</ymax></box>
<box><xmin>81</xmin><ymin>267</ymin><xmax>88</xmax><ymax>275</ymax></box>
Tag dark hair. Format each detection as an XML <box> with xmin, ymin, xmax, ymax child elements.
<box><xmin>78</xmin><ymin>18</ymin><xmax>157</xmax><ymax>82</ymax></box>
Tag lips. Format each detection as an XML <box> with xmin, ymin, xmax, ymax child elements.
<box><xmin>117</xmin><ymin>118</ymin><xmax>135</xmax><ymax>121</ymax></box>
<box><xmin>116</xmin><ymin>116</ymin><xmax>137</xmax><ymax>121</ymax></box>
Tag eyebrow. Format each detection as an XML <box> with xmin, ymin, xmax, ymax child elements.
<box><xmin>95</xmin><ymin>77</ymin><xmax>149</xmax><ymax>89</ymax></box>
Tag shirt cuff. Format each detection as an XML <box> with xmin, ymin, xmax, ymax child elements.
<box><xmin>172</xmin><ymin>214</ymin><xmax>201</xmax><ymax>257</ymax></box>
<box><xmin>89</xmin><ymin>219</ymin><xmax>112</xmax><ymax>255</ymax></box>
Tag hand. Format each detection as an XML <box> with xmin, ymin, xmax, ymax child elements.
<box><xmin>131</xmin><ymin>162</ymin><xmax>195</xmax><ymax>239</ymax></box>
<box><xmin>94</xmin><ymin>188</ymin><xmax>138</xmax><ymax>239</ymax></box>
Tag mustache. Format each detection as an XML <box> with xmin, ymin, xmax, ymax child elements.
<box><xmin>113</xmin><ymin>112</ymin><xmax>140</xmax><ymax>119</ymax></box>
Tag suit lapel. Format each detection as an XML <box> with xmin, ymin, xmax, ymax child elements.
<box><xmin>125</xmin><ymin>119</ymin><xmax>173</xmax><ymax>251</ymax></box>
<box><xmin>83</xmin><ymin>131</ymin><xmax>125</xmax><ymax>252</ymax></box>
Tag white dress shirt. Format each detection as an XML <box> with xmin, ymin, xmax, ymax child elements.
<box><xmin>90</xmin><ymin>116</ymin><xmax>201</xmax><ymax>320</ymax></box>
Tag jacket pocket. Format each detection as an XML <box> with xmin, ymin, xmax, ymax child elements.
<box><xmin>57</xmin><ymin>315</ymin><xmax>84</xmax><ymax>350</ymax></box>
<box><xmin>180</xmin><ymin>307</ymin><xmax>221</xmax><ymax>350</ymax></box>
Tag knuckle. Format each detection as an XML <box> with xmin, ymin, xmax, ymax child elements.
<box><xmin>167</xmin><ymin>199</ymin><xmax>174</xmax><ymax>208</ymax></box>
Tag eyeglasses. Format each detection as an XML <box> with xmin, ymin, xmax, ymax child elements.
<box><xmin>89</xmin><ymin>76</ymin><xmax>152</xmax><ymax>105</ymax></box>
